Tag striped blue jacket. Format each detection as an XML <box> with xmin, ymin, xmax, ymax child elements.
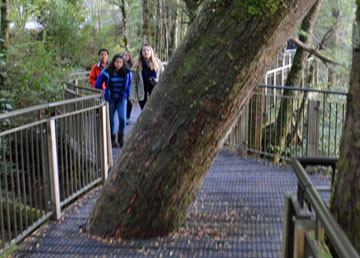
<box><xmin>95</xmin><ymin>68</ymin><xmax>132</xmax><ymax>101</ymax></box>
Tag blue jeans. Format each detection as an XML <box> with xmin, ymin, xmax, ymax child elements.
<box><xmin>109</xmin><ymin>98</ymin><xmax>127</xmax><ymax>134</ymax></box>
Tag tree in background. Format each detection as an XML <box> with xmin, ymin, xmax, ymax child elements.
<box><xmin>273</xmin><ymin>0</ymin><xmax>323</xmax><ymax>162</ymax></box>
<box><xmin>330</xmin><ymin>0</ymin><xmax>360</xmax><ymax>252</ymax></box>
<box><xmin>142</xmin><ymin>0</ymin><xmax>151</xmax><ymax>44</ymax></box>
<box><xmin>85</xmin><ymin>0</ymin><xmax>318</xmax><ymax>239</ymax></box>
<box><xmin>0</xmin><ymin>0</ymin><xmax>9</xmax><ymax>90</ymax></box>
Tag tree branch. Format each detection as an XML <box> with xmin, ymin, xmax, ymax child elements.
<box><xmin>290</xmin><ymin>38</ymin><xmax>340</xmax><ymax>67</ymax></box>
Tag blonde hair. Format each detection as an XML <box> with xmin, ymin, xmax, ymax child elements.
<box><xmin>133</xmin><ymin>44</ymin><xmax>159</xmax><ymax>72</ymax></box>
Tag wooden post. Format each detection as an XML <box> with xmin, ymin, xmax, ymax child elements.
<box><xmin>100</xmin><ymin>105</ymin><xmax>109</xmax><ymax>181</ymax></box>
<box><xmin>238</xmin><ymin>103</ymin><xmax>249</xmax><ymax>156</ymax></box>
<box><xmin>307</xmin><ymin>100</ymin><xmax>319</xmax><ymax>157</ymax></box>
<box><xmin>47</xmin><ymin>119</ymin><xmax>61</xmax><ymax>220</ymax></box>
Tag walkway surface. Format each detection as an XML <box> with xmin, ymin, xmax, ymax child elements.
<box><xmin>11</xmin><ymin>104</ymin><xmax>331</xmax><ymax>258</ymax></box>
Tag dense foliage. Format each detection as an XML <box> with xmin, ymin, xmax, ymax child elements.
<box><xmin>0</xmin><ymin>0</ymin><xmax>355</xmax><ymax>112</ymax></box>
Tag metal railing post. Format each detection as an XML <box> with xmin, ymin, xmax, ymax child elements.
<box><xmin>47</xmin><ymin>119</ymin><xmax>61</xmax><ymax>220</ymax></box>
<box><xmin>238</xmin><ymin>103</ymin><xmax>249</xmax><ymax>156</ymax></box>
<box><xmin>100</xmin><ymin>105</ymin><xmax>109</xmax><ymax>181</ymax></box>
<box><xmin>106</xmin><ymin>102</ymin><xmax>113</xmax><ymax>168</ymax></box>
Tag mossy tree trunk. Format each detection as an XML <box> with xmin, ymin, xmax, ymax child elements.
<box><xmin>120</xmin><ymin>0</ymin><xmax>129</xmax><ymax>49</ymax></box>
<box><xmin>86</xmin><ymin>0</ymin><xmax>318</xmax><ymax>239</ymax></box>
<box><xmin>142</xmin><ymin>0</ymin><xmax>151</xmax><ymax>44</ymax></box>
<box><xmin>330</xmin><ymin>2</ymin><xmax>360</xmax><ymax>253</ymax></box>
<box><xmin>273</xmin><ymin>0</ymin><xmax>322</xmax><ymax>162</ymax></box>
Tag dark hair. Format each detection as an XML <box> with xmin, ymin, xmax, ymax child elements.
<box><xmin>106</xmin><ymin>54</ymin><xmax>126</xmax><ymax>77</ymax></box>
<box><xmin>98</xmin><ymin>48</ymin><xmax>109</xmax><ymax>56</ymax></box>
<box><xmin>123</xmin><ymin>50</ymin><xmax>133</xmax><ymax>68</ymax></box>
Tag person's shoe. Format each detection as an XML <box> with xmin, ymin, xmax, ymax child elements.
<box><xmin>111</xmin><ymin>134</ymin><xmax>119</xmax><ymax>148</ymax></box>
<box><xmin>118</xmin><ymin>133</ymin><xmax>125</xmax><ymax>148</ymax></box>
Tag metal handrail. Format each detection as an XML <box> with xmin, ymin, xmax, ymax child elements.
<box><xmin>292</xmin><ymin>159</ymin><xmax>360</xmax><ymax>258</ymax></box>
<box><xmin>0</xmin><ymin>72</ymin><xmax>109</xmax><ymax>255</ymax></box>
<box><xmin>0</xmin><ymin>93</ymin><xmax>103</xmax><ymax>120</ymax></box>
<box><xmin>258</xmin><ymin>84</ymin><xmax>348</xmax><ymax>96</ymax></box>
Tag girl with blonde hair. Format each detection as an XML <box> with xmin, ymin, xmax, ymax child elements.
<box><xmin>130</xmin><ymin>44</ymin><xmax>164</xmax><ymax>110</ymax></box>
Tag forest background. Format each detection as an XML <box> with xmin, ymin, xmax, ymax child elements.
<box><xmin>0</xmin><ymin>0</ymin><xmax>356</xmax><ymax>112</ymax></box>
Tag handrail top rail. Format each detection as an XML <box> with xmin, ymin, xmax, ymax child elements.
<box><xmin>291</xmin><ymin>158</ymin><xmax>360</xmax><ymax>258</ymax></box>
<box><xmin>258</xmin><ymin>84</ymin><xmax>348</xmax><ymax>96</ymax></box>
<box><xmin>294</xmin><ymin>156</ymin><xmax>339</xmax><ymax>167</ymax></box>
<box><xmin>0</xmin><ymin>86</ymin><xmax>104</xmax><ymax>121</ymax></box>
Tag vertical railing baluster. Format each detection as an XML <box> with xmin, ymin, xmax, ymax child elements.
<box><xmin>69</xmin><ymin>114</ymin><xmax>74</xmax><ymax>196</ymax></box>
<box><xmin>9</xmin><ymin>134</ymin><xmax>18</xmax><ymax>237</ymax></box>
<box><xmin>84</xmin><ymin>111</ymin><xmax>89</xmax><ymax>186</ymax></box>
<box><xmin>328</xmin><ymin>103</ymin><xmax>332</xmax><ymax>156</ymax></box>
<box><xmin>59</xmin><ymin>118</ymin><xmax>65</xmax><ymax>201</ymax></box>
<box><xmin>20</xmin><ymin>130</ymin><xmax>28</xmax><ymax>231</ymax></box>
<box><xmin>14</xmin><ymin>132</ymin><xmax>23</xmax><ymax>234</ymax></box>
<box><xmin>335</xmin><ymin>103</ymin><xmax>338</xmax><ymax>156</ymax></box>
<box><xmin>40</xmin><ymin>123</ymin><xmax>49</xmax><ymax>214</ymax></box>
<box><xmin>35</xmin><ymin>125</ymin><xmax>44</xmax><ymax>215</ymax></box>
<box><xmin>30</xmin><ymin>128</ymin><xmax>39</xmax><ymax>222</ymax></box>
<box><xmin>0</xmin><ymin>136</ymin><xmax>7</xmax><ymax>246</ymax></box>
<box><xmin>322</xmin><ymin>93</ymin><xmax>325</xmax><ymax>156</ymax></box>
<box><xmin>4</xmin><ymin>135</ymin><xmax>12</xmax><ymax>243</ymax></box>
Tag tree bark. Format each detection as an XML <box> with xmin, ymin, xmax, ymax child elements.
<box><xmin>142</xmin><ymin>0</ymin><xmax>151</xmax><ymax>44</ymax></box>
<box><xmin>0</xmin><ymin>0</ymin><xmax>9</xmax><ymax>89</ymax></box>
<box><xmin>327</xmin><ymin>0</ymin><xmax>340</xmax><ymax>89</ymax></box>
<box><xmin>169</xmin><ymin>0</ymin><xmax>179</xmax><ymax>59</ymax></box>
<box><xmin>120</xmin><ymin>0</ymin><xmax>129</xmax><ymax>49</ymax></box>
<box><xmin>183</xmin><ymin>0</ymin><xmax>203</xmax><ymax>24</ymax></box>
<box><xmin>155</xmin><ymin>0</ymin><xmax>161</xmax><ymax>54</ymax></box>
<box><xmin>86</xmin><ymin>0</ymin><xmax>318</xmax><ymax>239</ymax></box>
<box><xmin>273</xmin><ymin>0</ymin><xmax>322</xmax><ymax>162</ymax></box>
<box><xmin>330</xmin><ymin>2</ymin><xmax>360</xmax><ymax>253</ymax></box>
<box><xmin>163</xmin><ymin>0</ymin><xmax>169</xmax><ymax>61</ymax></box>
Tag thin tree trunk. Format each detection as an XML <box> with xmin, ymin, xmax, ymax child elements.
<box><xmin>273</xmin><ymin>0</ymin><xmax>322</xmax><ymax>162</ymax></box>
<box><xmin>169</xmin><ymin>0</ymin><xmax>179</xmax><ymax>59</ymax></box>
<box><xmin>330</xmin><ymin>2</ymin><xmax>360</xmax><ymax>253</ymax></box>
<box><xmin>327</xmin><ymin>1</ymin><xmax>340</xmax><ymax>89</ymax></box>
<box><xmin>155</xmin><ymin>0</ymin><xmax>160</xmax><ymax>54</ymax></box>
<box><xmin>142</xmin><ymin>0</ymin><xmax>151</xmax><ymax>44</ymax></box>
<box><xmin>163</xmin><ymin>1</ymin><xmax>169</xmax><ymax>61</ymax></box>
<box><xmin>120</xmin><ymin>0</ymin><xmax>129</xmax><ymax>49</ymax></box>
<box><xmin>0</xmin><ymin>0</ymin><xmax>9</xmax><ymax>89</ymax></box>
<box><xmin>289</xmin><ymin>61</ymin><xmax>316</xmax><ymax>145</ymax></box>
<box><xmin>86</xmin><ymin>0</ymin><xmax>318</xmax><ymax>239</ymax></box>
<box><xmin>179</xmin><ymin>10</ymin><xmax>185</xmax><ymax>42</ymax></box>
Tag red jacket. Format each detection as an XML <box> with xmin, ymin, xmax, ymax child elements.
<box><xmin>89</xmin><ymin>62</ymin><xmax>106</xmax><ymax>89</ymax></box>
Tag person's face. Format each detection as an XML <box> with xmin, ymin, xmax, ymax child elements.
<box><xmin>142</xmin><ymin>46</ymin><xmax>151</xmax><ymax>60</ymax></box>
<box><xmin>99</xmin><ymin>51</ymin><xmax>108</xmax><ymax>64</ymax></box>
<box><xmin>124</xmin><ymin>52</ymin><xmax>130</xmax><ymax>62</ymax></box>
<box><xmin>114</xmin><ymin>58</ymin><xmax>123</xmax><ymax>70</ymax></box>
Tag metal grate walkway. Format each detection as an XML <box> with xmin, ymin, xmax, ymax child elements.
<box><xmin>11</xmin><ymin>148</ymin><xmax>330</xmax><ymax>257</ymax></box>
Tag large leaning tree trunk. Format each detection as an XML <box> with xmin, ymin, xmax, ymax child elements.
<box><xmin>330</xmin><ymin>2</ymin><xmax>360</xmax><ymax>253</ymax></box>
<box><xmin>273</xmin><ymin>0</ymin><xmax>322</xmax><ymax>162</ymax></box>
<box><xmin>86</xmin><ymin>0</ymin><xmax>318</xmax><ymax>239</ymax></box>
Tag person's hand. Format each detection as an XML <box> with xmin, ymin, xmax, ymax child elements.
<box><xmin>131</xmin><ymin>100</ymin><xmax>137</xmax><ymax>105</ymax></box>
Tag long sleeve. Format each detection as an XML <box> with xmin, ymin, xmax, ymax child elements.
<box><xmin>89</xmin><ymin>65</ymin><xmax>97</xmax><ymax>88</ymax></box>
